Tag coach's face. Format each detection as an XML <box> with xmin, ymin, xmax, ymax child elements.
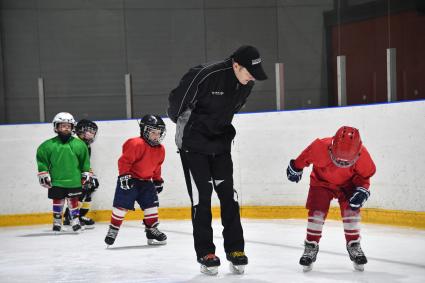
<box><xmin>233</xmin><ymin>62</ymin><xmax>255</xmax><ymax>85</ymax></box>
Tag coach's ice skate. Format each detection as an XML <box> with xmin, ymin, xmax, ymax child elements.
<box><xmin>198</xmin><ymin>254</ymin><xmax>220</xmax><ymax>275</ymax></box>
<box><xmin>145</xmin><ymin>223</ymin><xmax>167</xmax><ymax>245</ymax></box>
<box><xmin>347</xmin><ymin>239</ymin><xmax>367</xmax><ymax>271</ymax></box>
<box><xmin>299</xmin><ymin>240</ymin><xmax>319</xmax><ymax>272</ymax></box>
<box><xmin>226</xmin><ymin>251</ymin><xmax>248</xmax><ymax>274</ymax></box>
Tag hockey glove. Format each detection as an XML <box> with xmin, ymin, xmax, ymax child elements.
<box><xmin>81</xmin><ymin>172</ymin><xmax>93</xmax><ymax>187</ymax></box>
<box><xmin>92</xmin><ymin>174</ymin><xmax>100</xmax><ymax>190</ymax></box>
<box><xmin>38</xmin><ymin>171</ymin><xmax>52</xmax><ymax>188</ymax></box>
<box><xmin>153</xmin><ymin>179</ymin><xmax>164</xmax><ymax>194</ymax></box>
<box><xmin>287</xmin><ymin>159</ymin><xmax>303</xmax><ymax>183</ymax></box>
<box><xmin>119</xmin><ymin>174</ymin><xmax>133</xmax><ymax>190</ymax></box>
<box><xmin>349</xmin><ymin>187</ymin><xmax>370</xmax><ymax>210</ymax></box>
<box><xmin>82</xmin><ymin>174</ymin><xmax>100</xmax><ymax>191</ymax></box>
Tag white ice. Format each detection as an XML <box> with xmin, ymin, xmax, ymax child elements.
<box><xmin>1</xmin><ymin>219</ymin><xmax>424</xmax><ymax>283</ymax></box>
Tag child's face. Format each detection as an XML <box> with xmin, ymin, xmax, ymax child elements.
<box><xmin>148</xmin><ymin>129</ymin><xmax>162</xmax><ymax>143</ymax></box>
<box><xmin>57</xmin><ymin>123</ymin><xmax>73</xmax><ymax>135</ymax></box>
<box><xmin>78</xmin><ymin>128</ymin><xmax>97</xmax><ymax>144</ymax></box>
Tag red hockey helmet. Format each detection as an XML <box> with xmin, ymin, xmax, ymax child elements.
<box><xmin>329</xmin><ymin>126</ymin><xmax>362</xmax><ymax>168</ymax></box>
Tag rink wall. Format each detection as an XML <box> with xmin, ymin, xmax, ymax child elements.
<box><xmin>1</xmin><ymin>100</ymin><xmax>424</xmax><ymax>228</ymax></box>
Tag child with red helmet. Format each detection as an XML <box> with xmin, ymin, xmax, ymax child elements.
<box><xmin>286</xmin><ymin>126</ymin><xmax>376</xmax><ymax>272</ymax></box>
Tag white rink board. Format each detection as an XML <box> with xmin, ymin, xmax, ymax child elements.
<box><xmin>0</xmin><ymin>100</ymin><xmax>424</xmax><ymax>215</ymax></box>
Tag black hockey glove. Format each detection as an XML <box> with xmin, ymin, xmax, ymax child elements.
<box><xmin>91</xmin><ymin>174</ymin><xmax>100</xmax><ymax>190</ymax></box>
<box><xmin>153</xmin><ymin>179</ymin><xmax>164</xmax><ymax>194</ymax></box>
<box><xmin>38</xmin><ymin>171</ymin><xmax>52</xmax><ymax>188</ymax></box>
<box><xmin>81</xmin><ymin>172</ymin><xmax>92</xmax><ymax>186</ymax></box>
<box><xmin>286</xmin><ymin>159</ymin><xmax>303</xmax><ymax>183</ymax></box>
<box><xmin>349</xmin><ymin>187</ymin><xmax>370</xmax><ymax>210</ymax></box>
<box><xmin>119</xmin><ymin>174</ymin><xmax>133</xmax><ymax>190</ymax></box>
<box><xmin>82</xmin><ymin>174</ymin><xmax>100</xmax><ymax>191</ymax></box>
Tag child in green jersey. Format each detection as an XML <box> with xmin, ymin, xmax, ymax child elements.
<box><xmin>36</xmin><ymin>112</ymin><xmax>93</xmax><ymax>232</ymax></box>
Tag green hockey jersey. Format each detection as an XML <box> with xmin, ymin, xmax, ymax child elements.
<box><xmin>36</xmin><ymin>136</ymin><xmax>91</xmax><ymax>188</ymax></box>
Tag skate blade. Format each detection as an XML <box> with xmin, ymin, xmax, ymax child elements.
<box><xmin>302</xmin><ymin>264</ymin><xmax>313</xmax><ymax>272</ymax></box>
<box><xmin>200</xmin><ymin>265</ymin><xmax>218</xmax><ymax>276</ymax></box>
<box><xmin>229</xmin><ymin>263</ymin><xmax>245</xmax><ymax>274</ymax></box>
<box><xmin>147</xmin><ymin>239</ymin><xmax>167</xmax><ymax>245</ymax></box>
<box><xmin>82</xmin><ymin>225</ymin><xmax>95</xmax><ymax>230</ymax></box>
<box><xmin>353</xmin><ymin>263</ymin><xmax>364</xmax><ymax>271</ymax></box>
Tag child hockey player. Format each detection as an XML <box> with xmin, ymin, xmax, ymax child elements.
<box><xmin>36</xmin><ymin>112</ymin><xmax>93</xmax><ymax>232</ymax></box>
<box><xmin>63</xmin><ymin>119</ymin><xmax>99</xmax><ymax>228</ymax></box>
<box><xmin>104</xmin><ymin>114</ymin><xmax>167</xmax><ymax>246</ymax></box>
<box><xmin>286</xmin><ymin>126</ymin><xmax>376</xmax><ymax>271</ymax></box>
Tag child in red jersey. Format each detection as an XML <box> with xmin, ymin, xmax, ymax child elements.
<box><xmin>104</xmin><ymin>115</ymin><xmax>167</xmax><ymax>246</ymax></box>
<box><xmin>286</xmin><ymin>126</ymin><xmax>376</xmax><ymax>272</ymax></box>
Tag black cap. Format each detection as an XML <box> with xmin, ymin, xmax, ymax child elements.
<box><xmin>231</xmin><ymin>45</ymin><xmax>267</xmax><ymax>81</ymax></box>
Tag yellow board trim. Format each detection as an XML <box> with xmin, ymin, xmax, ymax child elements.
<box><xmin>1</xmin><ymin>206</ymin><xmax>424</xmax><ymax>229</ymax></box>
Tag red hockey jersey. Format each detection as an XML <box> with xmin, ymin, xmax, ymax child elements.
<box><xmin>118</xmin><ymin>137</ymin><xmax>165</xmax><ymax>181</ymax></box>
<box><xmin>293</xmin><ymin>137</ymin><xmax>376</xmax><ymax>190</ymax></box>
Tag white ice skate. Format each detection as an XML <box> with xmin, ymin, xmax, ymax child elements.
<box><xmin>198</xmin><ymin>254</ymin><xmax>220</xmax><ymax>276</ymax></box>
<box><xmin>302</xmin><ymin>264</ymin><xmax>313</xmax><ymax>272</ymax></box>
<box><xmin>353</xmin><ymin>262</ymin><xmax>364</xmax><ymax>271</ymax></box>
<box><xmin>229</xmin><ymin>262</ymin><xmax>245</xmax><ymax>274</ymax></box>
<box><xmin>200</xmin><ymin>265</ymin><xmax>218</xmax><ymax>275</ymax></box>
<box><xmin>226</xmin><ymin>251</ymin><xmax>248</xmax><ymax>274</ymax></box>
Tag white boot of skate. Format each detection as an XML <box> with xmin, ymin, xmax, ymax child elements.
<box><xmin>353</xmin><ymin>262</ymin><xmax>364</xmax><ymax>271</ymax></box>
<box><xmin>229</xmin><ymin>262</ymin><xmax>245</xmax><ymax>274</ymax></box>
<box><xmin>200</xmin><ymin>265</ymin><xmax>218</xmax><ymax>275</ymax></box>
<box><xmin>302</xmin><ymin>264</ymin><xmax>313</xmax><ymax>272</ymax></box>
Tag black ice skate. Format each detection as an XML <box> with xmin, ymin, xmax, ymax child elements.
<box><xmin>299</xmin><ymin>240</ymin><xmax>319</xmax><ymax>272</ymax></box>
<box><xmin>63</xmin><ymin>208</ymin><xmax>71</xmax><ymax>226</ymax></box>
<box><xmin>63</xmin><ymin>214</ymin><xmax>70</xmax><ymax>226</ymax></box>
<box><xmin>226</xmin><ymin>251</ymin><xmax>248</xmax><ymax>274</ymax></box>
<box><xmin>347</xmin><ymin>239</ymin><xmax>367</xmax><ymax>271</ymax></box>
<box><xmin>145</xmin><ymin>223</ymin><xmax>167</xmax><ymax>245</ymax></box>
<box><xmin>104</xmin><ymin>225</ymin><xmax>119</xmax><ymax>246</ymax></box>
<box><xmin>198</xmin><ymin>254</ymin><xmax>221</xmax><ymax>275</ymax></box>
<box><xmin>80</xmin><ymin>216</ymin><xmax>95</xmax><ymax>228</ymax></box>
<box><xmin>70</xmin><ymin>217</ymin><xmax>82</xmax><ymax>232</ymax></box>
<box><xmin>52</xmin><ymin>213</ymin><xmax>62</xmax><ymax>233</ymax></box>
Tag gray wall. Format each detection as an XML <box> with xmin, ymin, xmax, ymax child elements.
<box><xmin>0</xmin><ymin>0</ymin><xmax>332</xmax><ymax>124</ymax></box>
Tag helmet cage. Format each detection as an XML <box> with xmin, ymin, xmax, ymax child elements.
<box><xmin>75</xmin><ymin>120</ymin><xmax>98</xmax><ymax>144</ymax></box>
<box><xmin>76</xmin><ymin>125</ymin><xmax>97</xmax><ymax>144</ymax></box>
<box><xmin>142</xmin><ymin>124</ymin><xmax>166</xmax><ymax>146</ymax></box>
<box><xmin>328</xmin><ymin>126</ymin><xmax>362</xmax><ymax>168</ymax></box>
<box><xmin>52</xmin><ymin>112</ymin><xmax>76</xmax><ymax>133</ymax></box>
<box><xmin>329</xmin><ymin>146</ymin><xmax>360</xmax><ymax>168</ymax></box>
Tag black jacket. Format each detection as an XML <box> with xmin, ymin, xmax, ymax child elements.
<box><xmin>168</xmin><ymin>58</ymin><xmax>254</xmax><ymax>154</ymax></box>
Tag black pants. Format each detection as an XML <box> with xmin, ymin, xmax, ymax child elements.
<box><xmin>180</xmin><ymin>150</ymin><xmax>244</xmax><ymax>259</ymax></box>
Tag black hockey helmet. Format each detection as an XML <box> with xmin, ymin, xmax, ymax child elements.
<box><xmin>139</xmin><ymin>114</ymin><xmax>166</xmax><ymax>146</ymax></box>
<box><xmin>75</xmin><ymin>119</ymin><xmax>98</xmax><ymax>144</ymax></box>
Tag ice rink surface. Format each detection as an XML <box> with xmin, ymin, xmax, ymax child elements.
<box><xmin>1</xmin><ymin>219</ymin><xmax>424</xmax><ymax>283</ymax></box>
